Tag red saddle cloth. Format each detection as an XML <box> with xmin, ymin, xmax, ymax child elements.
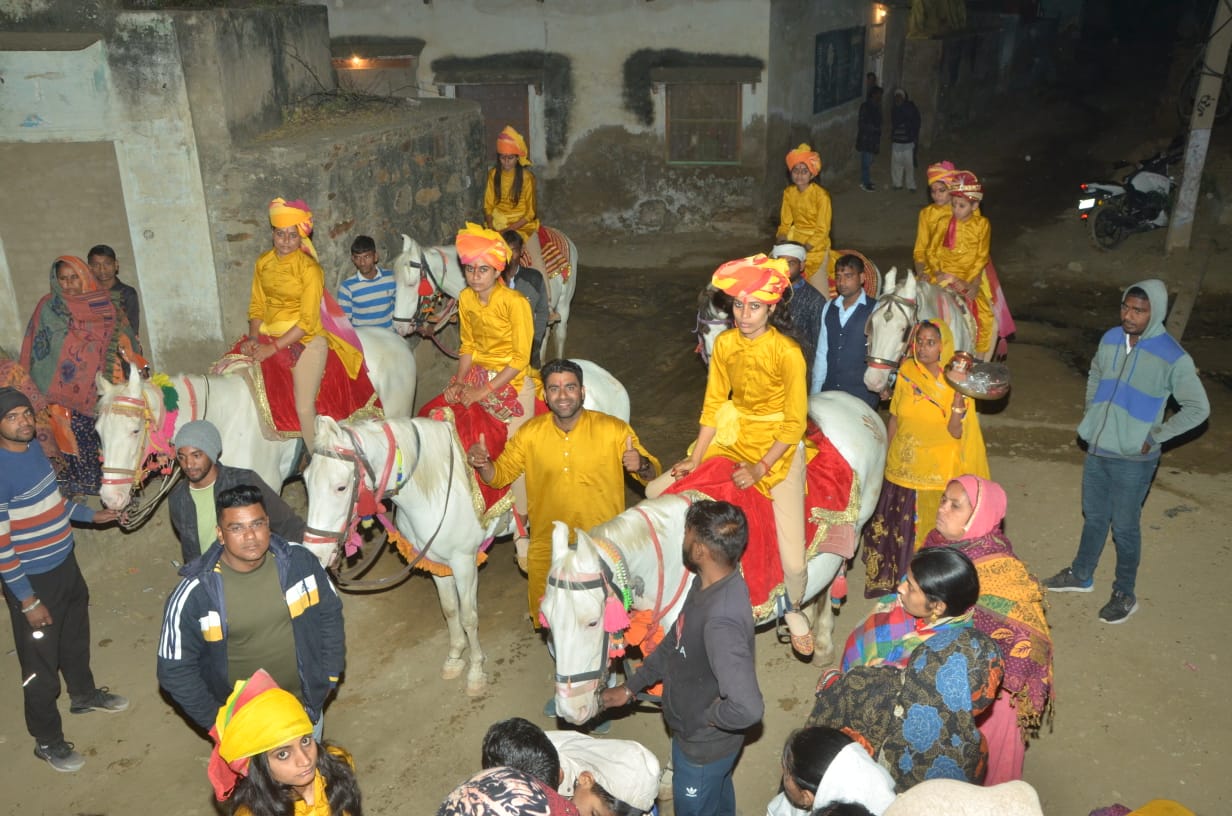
<box><xmin>418</xmin><ymin>391</ymin><xmax>548</xmax><ymax>514</ymax></box>
<box><xmin>530</xmin><ymin>226</ymin><xmax>572</xmax><ymax>282</ymax></box>
<box><xmin>664</xmin><ymin>422</ymin><xmax>855</xmax><ymax>612</ymax></box>
<box><xmin>222</xmin><ymin>337</ymin><xmax>379</xmax><ymax>436</ymax></box>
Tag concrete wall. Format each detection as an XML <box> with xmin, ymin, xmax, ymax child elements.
<box><xmin>319</xmin><ymin>0</ymin><xmax>774</xmax><ymax>234</ymax></box>
<box><xmin>0</xmin><ymin>26</ymin><xmax>224</xmax><ymax>370</ymax></box>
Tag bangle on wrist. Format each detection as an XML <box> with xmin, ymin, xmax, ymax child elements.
<box><xmin>758</xmin><ymin>457</ymin><xmax>774</xmax><ymax>472</ymax></box>
<box><xmin>22</xmin><ymin>598</ymin><xmax>41</xmax><ymax>614</ymax></box>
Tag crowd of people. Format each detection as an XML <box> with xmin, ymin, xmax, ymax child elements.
<box><xmin>0</xmin><ymin>116</ymin><xmax>1210</xmax><ymax>816</ymax></box>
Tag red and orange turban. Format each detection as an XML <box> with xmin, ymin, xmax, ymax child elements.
<box><xmin>711</xmin><ymin>254</ymin><xmax>792</xmax><ymax>304</ymax></box>
<box><xmin>207</xmin><ymin>670</ymin><xmax>313</xmax><ymax>801</ymax></box>
<box><xmin>785</xmin><ymin>143</ymin><xmax>822</xmax><ymax>177</ymax></box>
<box><xmin>456</xmin><ymin>222</ymin><xmax>513</xmax><ymax>271</ymax></box>
<box><xmin>496</xmin><ymin>125</ymin><xmax>531</xmax><ymax>167</ymax></box>
<box><xmin>948</xmin><ymin>171</ymin><xmax>984</xmax><ymax>202</ymax></box>
<box><xmin>269</xmin><ymin>197</ymin><xmax>319</xmax><ymax>260</ymax></box>
<box><xmin>926</xmin><ymin>160</ymin><xmax>957</xmax><ymax>186</ymax></box>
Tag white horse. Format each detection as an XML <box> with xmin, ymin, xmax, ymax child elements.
<box><xmin>390</xmin><ymin>232</ymin><xmax>579</xmax><ymax>363</ymax></box>
<box><xmin>862</xmin><ymin>267</ymin><xmax>980</xmax><ymax>396</ymax></box>
<box><xmin>302</xmin><ymin>359</ymin><xmax>630</xmax><ymax>697</ymax></box>
<box><xmin>540</xmin><ymin>391</ymin><xmax>887</xmax><ymax>725</ymax></box>
<box><xmin>94</xmin><ymin>327</ymin><xmax>417</xmax><ymax>511</ymax></box>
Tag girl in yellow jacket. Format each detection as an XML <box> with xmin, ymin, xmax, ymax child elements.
<box><xmin>777</xmin><ymin>144</ymin><xmax>835</xmax><ymax>293</ymax></box>
<box><xmin>912</xmin><ymin>160</ymin><xmax>956</xmax><ymax>277</ymax></box>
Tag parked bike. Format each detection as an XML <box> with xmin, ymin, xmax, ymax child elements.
<box><xmin>1076</xmin><ymin>137</ymin><xmax>1184</xmax><ymax>250</ymax></box>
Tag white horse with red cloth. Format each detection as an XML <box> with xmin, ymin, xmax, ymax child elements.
<box><xmin>301</xmin><ymin>359</ymin><xmax>630</xmax><ymax>697</ymax></box>
<box><xmin>540</xmin><ymin>390</ymin><xmax>887</xmax><ymax>726</ymax></box>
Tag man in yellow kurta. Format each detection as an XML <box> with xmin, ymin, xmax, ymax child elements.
<box><xmin>466</xmin><ymin>358</ymin><xmax>660</xmax><ymax>623</ymax></box>
<box><xmin>777</xmin><ymin>144</ymin><xmax>835</xmax><ymax>290</ymax></box>
<box><xmin>925</xmin><ymin>171</ymin><xmax>995</xmax><ymax>357</ymax></box>
<box><xmin>912</xmin><ymin>160</ymin><xmax>957</xmax><ymax>276</ymax></box>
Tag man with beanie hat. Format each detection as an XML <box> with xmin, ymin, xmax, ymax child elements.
<box><xmin>167</xmin><ymin>419</ymin><xmax>305</xmax><ymax>565</ymax></box>
<box><xmin>0</xmin><ymin>387</ymin><xmax>127</xmax><ymax>772</ymax></box>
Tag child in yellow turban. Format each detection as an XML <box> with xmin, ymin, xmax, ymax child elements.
<box><xmin>777</xmin><ymin>144</ymin><xmax>835</xmax><ymax>291</ymax></box>
<box><xmin>647</xmin><ymin>254</ymin><xmax>818</xmax><ymax>655</ymax></box>
<box><xmin>208</xmin><ymin>670</ymin><xmax>361</xmax><ymax>816</ymax></box>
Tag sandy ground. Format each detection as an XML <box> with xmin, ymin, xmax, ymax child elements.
<box><xmin>2</xmin><ymin>63</ymin><xmax>1230</xmax><ymax>816</ymax></box>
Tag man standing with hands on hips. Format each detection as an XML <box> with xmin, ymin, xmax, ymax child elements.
<box><xmin>0</xmin><ymin>387</ymin><xmax>126</xmax><ymax>772</ymax></box>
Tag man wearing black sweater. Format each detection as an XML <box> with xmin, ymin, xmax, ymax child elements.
<box><xmin>601</xmin><ymin>500</ymin><xmax>764</xmax><ymax>816</ymax></box>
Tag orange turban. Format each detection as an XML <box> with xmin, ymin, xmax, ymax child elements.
<box><xmin>948</xmin><ymin>170</ymin><xmax>984</xmax><ymax>202</ymax></box>
<box><xmin>207</xmin><ymin>670</ymin><xmax>313</xmax><ymax>801</ymax></box>
<box><xmin>456</xmin><ymin>222</ymin><xmax>513</xmax><ymax>271</ymax></box>
<box><xmin>268</xmin><ymin>197</ymin><xmax>319</xmax><ymax>260</ymax></box>
<box><xmin>496</xmin><ymin>125</ymin><xmax>531</xmax><ymax>167</ymax></box>
<box><xmin>785</xmin><ymin>143</ymin><xmax>822</xmax><ymax>177</ymax></box>
<box><xmin>711</xmin><ymin>254</ymin><xmax>792</xmax><ymax>304</ymax></box>
<box><xmin>926</xmin><ymin>160</ymin><xmax>957</xmax><ymax>186</ymax></box>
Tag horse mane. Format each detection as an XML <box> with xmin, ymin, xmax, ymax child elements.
<box><xmin>587</xmin><ymin>494</ymin><xmax>685</xmax><ymax>561</ymax></box>
<box><xmin>384</xmin><ymin>417</ymin><xmax>456</xmax><ymax>501</ymax></box>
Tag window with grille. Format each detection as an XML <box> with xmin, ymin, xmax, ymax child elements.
<box><xmin>665</xmin><ymin>82</ymin><xmax>741</xmax><ymax>165</ymax></box>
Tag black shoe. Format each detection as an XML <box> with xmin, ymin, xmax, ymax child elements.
<box><xmin>34</xmin><ymin>740</ymin><xmax>85</xmax><ymax>772</ymax></box>
<box><xmin>1042</xmin><ymin>567</ymin><xmax>1094</xmax><ymax>593</ymax></box>
<box><xmin>70</xmin><ymin>687</ymin><xmax>129</xmax><ymax>714</ymax></box>
<box><xmin>1099</xmin><ymin>591</ymin><xmax>1138</xmax><ymax>624</ymax></box>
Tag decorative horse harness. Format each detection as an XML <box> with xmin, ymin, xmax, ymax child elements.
<box><xmin>542</xmin><ymin>498</ymin><xmax>693</xmax><ymax>710</ymax></box>
<box><xmin>864</xmin><ymin>290</ymin><xmax>920</xmax><ymax>376</ymax></box>
<box><xmin>391</xmin><ymin>247</ymin><xmax>460</xmax><ymax>359</ymax></box>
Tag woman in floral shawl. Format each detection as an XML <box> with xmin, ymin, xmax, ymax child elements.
<box><xmin>19</xmin><ymin>256</ymin><xmax>140</xmax><ymax>495</ymax></box>
<box><xmin>923</xmin><ymin>474</ymin><xmax>1054</xmax><ymax>785</ymax></box>
<box><xmin>861</xmin><ymin>319</ymin><xmax>989</xmax><ymax>597</ymax></box>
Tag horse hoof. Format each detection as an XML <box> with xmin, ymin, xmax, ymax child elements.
<box><xmin>813</xmin><ymin>641</ymin><xmax>836</xmax><ymax>666</ymax></box>
<box><xmin>465</xmin><ymin>675</ymin><xmax>489</xmax><ymax>697</ymax></box>
<box><xmin>441</xmin><ymin>658</ymin><xmax>466</xmax><ymax>680</ymax></box>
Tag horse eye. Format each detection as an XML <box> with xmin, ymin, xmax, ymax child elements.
<box><xmin>335</xmin><ymin>484</ymin><xmax>347</xmax><ymax>493</ymax></box>
<box><xmin>586</xmin><ymin>619</ymin><xmax>600</xmax><ymax>629</ymax></box>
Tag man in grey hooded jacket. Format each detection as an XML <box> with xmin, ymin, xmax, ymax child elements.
<box><xmin>1043</xmin><ymin>280</ymin><xmax>1209</xmax><ymax>623</ymax></box>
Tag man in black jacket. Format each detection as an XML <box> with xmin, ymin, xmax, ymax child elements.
<box><xmin>168</xmin><ymin>420</ymin><xmax>305</xmax><ymax>565</ymax></box>
<box><xmin>856</xmin><ymin>86</ymin><xmax>883</xmax><ymax>192</ymax></box>
<box><xmin>157</xmin><ymin>484</ymin><xmax>344</xmax><ymax>734</ymax></box>
<box><xmin>601</xmin><ymin>501</ymin><xmax>763</xmax><ymax>816</ymax></box>
<box><xmin>889</xmin><ymin>88</ymin><xmax>921</xmax><ymax>192</ymax></box>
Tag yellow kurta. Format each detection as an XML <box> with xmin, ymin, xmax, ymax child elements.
<box><xmin>912</xmin><ymin>203</ymin><xmax>952</xmax><ymax>275</ymax></box>
<box><xmin>487</xmin><ymin>409</ymin><xmax>660</xmax><ymax>618</ymax></box>
<box><xmin>458</xmin><ymin>283</ymin><xmax>533</xmax><ymax>392</ymax></box>
<box><xmin>927</xmin><ymin>211</ymin><xmax>995</xmax><ymax>354</ymax></box>
<box><xmin>248</xmin><ymin>249</ymin><xmax>362</xmax><ymax>377</ymax></box>
<box><xmin>484</xmin><ymin>167</ymin><xmax>540</xmax><ymax>239</ymax></box>
<box><xmin>700</xmin><ymin>327</ymin><xmax>809</xmax><ymax>497</ymax></box>
<box><xmin>778</xmin><ymin>184</ymin><xmax>834</xmax><ymax>281</ymax></box>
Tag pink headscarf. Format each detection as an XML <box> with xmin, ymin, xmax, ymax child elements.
<box><xmin>952</xmin><ymin>474</ymin><xmax>1007</xmax><ymax>539</ymax></box>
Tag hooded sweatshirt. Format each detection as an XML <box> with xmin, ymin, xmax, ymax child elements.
<box><xmin>1076</xmin><ymin>279</ymin><xmax>1209</xmax><ymax>461</ymax></box>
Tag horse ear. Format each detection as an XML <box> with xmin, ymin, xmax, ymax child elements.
<box><xmin>95</xmin><ymin>371</ymin><xmax>113</xmax><ymax>397</ymax></box>
<box><xmin>126</xmin><ymin>364</ymin><xmax>142</xmax><ymax>395</ymax></box>
<box><xmin>401</xmin><ymin>234</ymin><xmax>412</xmax><ymax>253</ymax></box>
<box><xmin>315</xmin><ymin>415</ymin><xmax>341</xmax><ymax>443</ymax></box>
<box><xmin>885</xmin><ymin>267</ymin><xmax>897</xmax><ymax>292</ymax></box>
<box><xmin>551</xmin><ymin>521</ymin><xmax>571</xmax><ymax>563</ymax></box>
<box><xmin>571</xmin><ymin>530</ymin><xmax>601</xmax><ymax>570</ymax></box>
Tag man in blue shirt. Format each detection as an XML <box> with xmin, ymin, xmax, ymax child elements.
<box><xmin>811</xmin><ymin>254</ymin><xmax>879</xmax><ymax>408</ymax></box>
<box><xmin>337</xmin><ymin>235</ymin><xmax>396</xmax><ymax>329</ymax></box>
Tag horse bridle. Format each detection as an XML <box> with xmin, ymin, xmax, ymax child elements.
<box><xmin>865</xmin><ymin>291</ymin><xmax>920</xmax><ymax>371</ymax></box>
<box><xmin>391</xmin><ymin>247</ymin><xmax>456</xmax><ymax>330</ymax></box>
<box><xmin>306</xmin><ymin>421</ymin><xmax>456</xmax><ymax>587</ymax></box>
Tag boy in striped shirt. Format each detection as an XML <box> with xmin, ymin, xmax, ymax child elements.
<box><xmin>337</xmin><ymin>235</ymin><xmax>397</xmax><ymax>329</ymax></box>
<box><xmin>0</xmin><ymin>388</ymin><xmax>127</xmax><ymax>772</ymax></box>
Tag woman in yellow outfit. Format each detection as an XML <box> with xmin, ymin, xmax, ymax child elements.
<box><xmin>209</xmin><ymin>670</ymin><xmax>362</xmax><ymax>816</ymax></box>
<box><xmin>860</xmin><ymin>320</ymin><xmax>989</xmax><ymax>598</ymax></box>
<box><xmin>647</xmin><ymin>254</ymin><xmax>816</xmax><ymax>653</ymax></box>
<box><xmin>776</xmin><ymin>144</ymin><xmax>834</xmax><ymax>292</ymax></box>
<box><xmin>246</xmin><ymin>198</ymin><xmax>363</xmax><ymax>454</ymax></box>
<box><xmin>442</xmin><ymin>223</ymin><xmax>536</xmax><ymax>549</ymax></box>
<box><xmin>925</xmin><ymin>171</ymin><xmax>996</xmax><ymax>358</ymax></box>
<box><xmin>912</xmin><ymin>160</ymin><xmax>957</xmax><ymax>276</ymax></box>
<box><xmin>484</xmin><ymin>125</ymin><xmax>543</xmax><ymax>268</ymax></box>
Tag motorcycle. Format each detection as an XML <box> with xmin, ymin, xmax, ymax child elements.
<box><xmin>1076</xmin><ymin>137</ymin><xmax>1184</xmax><ymax>250</ymax></box>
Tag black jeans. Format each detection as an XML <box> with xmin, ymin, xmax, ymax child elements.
<box><xmin>4</xmin><ymin>552</ymin><xmax>96</xmax><ymax>744</ymax></box>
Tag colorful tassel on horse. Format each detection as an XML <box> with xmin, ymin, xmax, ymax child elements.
<box><xmin>603</xmin><ymin>595</ymin><xmax>631</xmax><ymax>633</ymax></box>
<box><xmin>830</xmin><ymin>571</ymin><xmax>848</xmax><ymax>609</ymax></box>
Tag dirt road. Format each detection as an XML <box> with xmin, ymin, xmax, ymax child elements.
<box><xmin>2</xmin><ymin>70</ymin><xmax>1229</xmax><ymax>815</ymax></box>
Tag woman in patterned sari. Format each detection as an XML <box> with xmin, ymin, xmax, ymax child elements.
<box><xmin>923</xmin><ymin>474</ymin><xmax>1053</xmax><ymax>784</ymax></box>
<box><xmin>20</xmin><ymin>256</ymin><xmax>140</xmax><ymax>495</ymax></box>
<box><xmin>860</xmin><ymin>319</ymin><xmax>989</xmax><ymax>597</ymax></box>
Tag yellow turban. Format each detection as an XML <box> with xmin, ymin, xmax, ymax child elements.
<box><xmin>207</xmin><ymin>670</ymin><xmax>313</xmax><ymax>801</ymax></box>
<box><xmin>496</xmin><ymin>125</ymin><xmax>531</xmax><ymax>167</ymax></box>
<box><xmin>456</xmin><ymin>222</ymin><xmax>513</xmax><ymax>271</ymax></box>
<box><xmin>268</xmin><ymin>197</ymin><xmax>319</xmax><ymax>260</ymax></box>
<box><xmin>948</xmin><ymin>170</ymin><xmax>984</xmax><ymax>202</ymax></box>
<box><xmin>785</xmin><ymin>143</ymin><xmax>822</xmax><ymax>177</ymax></box>
<box><xmin>926</xmin><ymin>160</ymin><xmax>957</xmax><ymax>186</ymax></box>
<box><xmin>711</xmin><ymin>254</ymin><xmax>792</xmax><ymax>304</ymax></box>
